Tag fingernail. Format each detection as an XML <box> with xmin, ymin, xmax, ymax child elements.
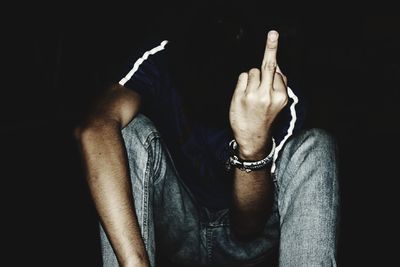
<box><xmin>268</xmin><ymin>31</ymin><xmax>278</xmax><ymax>41</ymax></box>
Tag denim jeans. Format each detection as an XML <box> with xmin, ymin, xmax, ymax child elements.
<box><xmin>100</xmin><ymin>114</ymin><xmax>339</xmax><ymax>267</ymax></box>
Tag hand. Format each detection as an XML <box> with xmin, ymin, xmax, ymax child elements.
<box><xmin>229</xmin><ymin>30</ymin><xmax>288</xmax><ymax>159</ymax></box>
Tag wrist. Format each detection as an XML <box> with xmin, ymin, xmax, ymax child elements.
<box><xmin>237</xmin><ymin>140</ymin><xmax>273</xmax><ymax>161</ymax></box>
<box><xmin>227</xmin><ymin>138</ymin><xmax>275</xmax><ymax>172</ymax></box>
<box><xmin>238</xmin><ymin>149</ymin><xmax>267</xmax><ymax>161</ymax></box>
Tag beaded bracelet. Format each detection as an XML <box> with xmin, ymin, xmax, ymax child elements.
<box><xmin>226</xmin><ymin>138</ymin><xmax>276</xmax><ymax>172</ymax></box>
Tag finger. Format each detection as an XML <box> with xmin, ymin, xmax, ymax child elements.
<box><xmin>261</xmin><ymin>30</ymin><xmax>279</xmax><ymax>88</ymax></box>
<box><xmin>234</xmin><ymin>72</ymin><xmax>248</xmax><ymax>93</ymax></box>
<box><xmin>276</xmin><ymin>65</ymin><xmax>283</xmax><ymax>74</ymax></box>
<box><xmin>246</xmin><ymin>68</ymin><xmax>261</xmax><ymax>92</ymax></box>
<box><xmin>273</xmin><ymin>72</ymin><xmax>287</xmax><ymax>92</ymax></box>
<box><xmin>276</xmin><ymin>65</ymin><xmax>287</xmax><ymax>85</ymax></box>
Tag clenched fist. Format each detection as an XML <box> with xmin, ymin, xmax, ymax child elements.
<box><xmin>229</xmin><ymin>30</ymin><xmax>288</xmax><ymax>160</ymax></box>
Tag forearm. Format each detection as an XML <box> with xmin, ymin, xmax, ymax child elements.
<box><xmin>230</xmin><ymin>140</ymin><xmax>274</xmax><ymax>240</ymax></box>
<box><xmin>77</xmin><ymin>121</ymin><xmax>150</xmax><ymax>266</ymax></box>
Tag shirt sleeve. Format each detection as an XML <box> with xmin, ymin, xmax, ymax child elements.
<box><xmin>117</xmin><ymin>39</ymin><xmax>168</xmax><ymax>106</ymax></box>
<box><xmin>272</xmin><ymin>82</ymin><xmax>307</xmax><ymax>145</ymax></box>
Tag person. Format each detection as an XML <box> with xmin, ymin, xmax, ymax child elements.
<box><xmin>75</xmin><ymin>14</ymin><xmax>340</xmax><ymax>266</ymax></box>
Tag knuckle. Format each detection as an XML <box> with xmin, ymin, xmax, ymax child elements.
<box><xmin>244</xmin><ymin>91</ymin><xmax>254</xmax><ymax>99</ymax></box>
<box><xmin>282</xmin><ymin>96</ymin><xmax>289</xmax><ymax>107</ymax></box>
<box><xmin>244</xmin><ymin>91</ymin><xmax>258</xmax><ymax>102</ymax></box>
<box><xmin>264</xmin><ymin>61</ymin><xmax>277</xmax><ymax>71</ymax></box>
<box><xmin>248</xmin><ymin>68</ymin><xmax>260</xmax><ymax>75</ymax></box>
<box><xmin>266</xmin><ymin>43</ymin><xmax>278</xmax><ymax>50</ymax></box>
<box><xmin>276</xmin><ymin>92</ymin><xmax>289</xmax><ymax>106</ymax></box>
<box><xmin>259</xmin><ymin>94</ymin><xmax>272</xmax><ymax>105</ymax></box>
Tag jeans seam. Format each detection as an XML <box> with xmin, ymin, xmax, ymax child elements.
<box><xmin>141</xmin><ymin>132</ymin><xmax>162</xmax><ymax>251</ymax></box>
<box><xmin>141</xmin><ymin>149</ymin><xmax>150</xmax><ymax>252</ymax></box>
<box><xmin>206</xmin><ymin>227</ymin><xmax>214</xmax><ymax>264</ymax></box>
<box><xmin>141</xmin><ymin>133</ymin><xmax>160</xmax><ymax>252</ymax></box>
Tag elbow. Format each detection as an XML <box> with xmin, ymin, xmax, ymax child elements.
<box><xmin>74</xmin><ymin>117</ymin><xmax>120</xmax><ymax>142</ymax></box>
<box><xmin>73</xmin><ymin>116</ymin><xmax>93</xmax><ymax>142</ymax></box>
<box><xmin>74</xmin><ymin>124</ymin><xmax>93</xmax><ymax>143</ymax></box>
<box><xmin>74</xmin><ymin>125</ymin><xmax>84</xmax><ymax>141</ymax></box>
<box><xmin>73</xmin><ymin>124</ymin><xmax>103</xmax><ymax>144</ymax></box>
<box><xmin>73</xmin><ymin>125</ymin><xmax>99</xmax><ymax>148</ymax></box>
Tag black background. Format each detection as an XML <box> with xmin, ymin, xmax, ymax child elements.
<box><xmin>2</xmin><ymin>1</ymin><xmax>399</xmax><ymax>266</ymax></box>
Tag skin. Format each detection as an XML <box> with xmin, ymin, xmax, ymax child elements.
<box><xmin>76</xmin><ymin>30</ymin><xmax>288</xmax><ymax>266</ymax></box>
<box><xmin>229</xmin><ymin>30</ymin><xmax>288</xmax><ymax>240</ymax></box>
<box><xmin>76</xmin><ymin>86</ymin><xmax>149</xmax><ymax>267</ymax></box>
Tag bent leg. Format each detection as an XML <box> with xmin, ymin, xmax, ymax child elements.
<box><xmin>99</xmin><ymin>114</ymin><xmax>200</xmax><ymax>267</ymax></box>
<box><xmin>99</xmin><ymin>114</ymin><xmax>162</xmax><ymax>267</ymax></box>
<box><xmin>274</xmin><ymin>129</ymin><xmax>340</xmax><ymax>267</ymax></box>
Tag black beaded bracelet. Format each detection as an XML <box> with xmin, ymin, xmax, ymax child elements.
<box><xmin>226</xmin><ymin>138</ymin><xmax>276</xmax><ymax>172</ymax></box>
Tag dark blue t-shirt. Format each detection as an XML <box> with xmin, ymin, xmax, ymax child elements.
<box><xmin>117</xmin><ymin>39</ymin><xmax>305</xmax><ymax>210</ymax></box>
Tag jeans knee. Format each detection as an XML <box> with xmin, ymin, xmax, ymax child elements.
<box><xmin>300</xmin><ymin>128</ymin><xmax>337</xmax><ymax>149</ymax></box>
<box><xmin>286</xmin><ymin>129</ymin><xmax>338</xmax><ymax>163</ymax></box>
<box><xmin>276</xmin><ymin>129</ymin><xmax>340</xmax><ymax>214</ymax></box>
<box><xmin>121</xmin><ymin>114</ymin><xmax>167</xmax><ymax>187</ymax></box>
<box><xmin>276</xmin><ymin>128</ymin><xmax>339</xmax><ymax>185</ymax></box>
<box><xmin>122</xmin><ymin>114</ymin><xmax>160</xmax><ymax>147</ymax></box>
<box><xmin>296</xmin><ymin>128</ymin><xmax>339</xmax><ymax>184</ymax></box>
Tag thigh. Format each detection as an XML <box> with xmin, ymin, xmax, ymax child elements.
<box><xmin>274</xmin><ymin>128</ymin><xmax>339</xmax><ymax>266</ymax></box>
<box><xmin>152</xmin><ymin>140</ymin><xmax>205</xmax><ymax>265</ymax></box>
<box><xmin>123</xmin><ymin>115</ymin><xmax>204</xmax><ymax>265</ymax></box>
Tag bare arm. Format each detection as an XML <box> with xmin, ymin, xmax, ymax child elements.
<box><xmin>229</xmin><ymin>30</ymin><xmax>288</xmax><ymax>240</ymax></box>
<box><xmin>76</xmin><ymin>84</ymin><xmax>150</xmax><ymax>267</ymax></box>
<box><xmin>230</xmin><ymin>141</ymin><xmax>274</xmax><ymax>241</ymax></box>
